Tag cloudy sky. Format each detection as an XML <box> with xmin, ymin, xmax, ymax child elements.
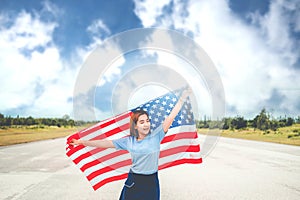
<box><xmin>0</xmin><ymin>0</ymin><xmax>299</xmax><ymax>120</ymax></box>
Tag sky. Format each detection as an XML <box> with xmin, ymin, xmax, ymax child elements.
<box><xmin>0</xmin><ymin>0</ymin><xmax>299</xmax><ymax>120</ymax></box>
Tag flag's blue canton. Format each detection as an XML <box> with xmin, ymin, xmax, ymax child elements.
<box><xmin>132</xmin><ymin>90</ymin><xmax>195</xmax><ymax>132</ymax></box>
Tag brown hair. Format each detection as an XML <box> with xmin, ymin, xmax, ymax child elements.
<box><xmin>130</xmin><ymin>110</ymin><xmax>149</xmax><ymax>138</ymax></box>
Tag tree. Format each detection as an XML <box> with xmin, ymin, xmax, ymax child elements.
<box><xmin>25</xmin><ymin>116</ymin><xmax>35</xmax><ymax>126</ymax></box>
<box><xmin>253</xmin><ymin>108</ymin><xmax>271</xmax><ymax>131</ymax></box>
<box><xmin>222</xmin><ymin>118</ymin><xmax>232</xmax><ymax>130</ymax></box>
<box><xmin>231</xmin><ymin>116</ymin><xmax>247</xmax><ymax>129</ymax></box>
<box><xmin>286</xmin><ymin>117</ymin><xmax>294</xmax><ymax>126</ymax></box>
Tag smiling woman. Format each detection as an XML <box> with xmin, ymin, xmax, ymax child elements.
<box><xmin>129</xmin><ymin>110</ymin><xmax>151</xmax><ymax>140</ymax></box>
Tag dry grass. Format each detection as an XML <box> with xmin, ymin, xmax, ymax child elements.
<box><xmin>198</xmin><ymin>124</ymin><xmax>300</xmax><ymax>146</ymax></box>
<box><xmin>0</xmin><ymin>126</ymin><xmax>86</xmax><ymax>146</ymax></box>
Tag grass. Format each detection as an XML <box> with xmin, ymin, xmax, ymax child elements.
<box><xmin>198</xmin><ymin>124</ymin><xmax>300</xmax><ymax>146</ymax></box>
<box><xmin>1</xmin><ymin>124</ymin><xmax>300</xmax><ymax>147</ymax></box>
<box><xmin>0</xmin><ymin>125</ymin><xmax>87</xmax><ymax>146</ymax></box>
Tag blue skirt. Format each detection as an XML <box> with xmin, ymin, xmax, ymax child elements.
<box><xmin>119</xmin><ymin>171</ymin><xmax>160</xmax><ymax>200</ymax></box>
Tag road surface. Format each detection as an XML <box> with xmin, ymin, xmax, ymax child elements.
<box><xmin>0</xmin><ymin>136</ymin><xmax>299</xmax><ymax>200</ymax></box>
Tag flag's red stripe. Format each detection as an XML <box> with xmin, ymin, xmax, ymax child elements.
<box><xmin>161</xmin><ymin>131</ymin><xmax>198</xmax><ymax>144</ymax></box>
<box><xmin>92</xmin><ymin>173</ymin><xmax>128</xmax><ymax>191</ymax></box>
<box><xmin>66</xmin><ymin>123</ymin><xmax>130</xmax><ymax>157</ymax></box>
<box><xmin>78</xmin><ymin>112</ymin><xmax>131</xmax><ymax>137</ymax></box>
<box><xmin>159</xmin><ymin>157</ymin><xmax>202</xmax><ymax>170</ymax></box>
<box><xmin>80</xmin><ymin>150</ymin><xmax>129</xmax><ymax>171</ymax></box>
<box><xmin>66</xmin><ymin>145</ymin><xmax>85</xmax><ymax>157</ymax></box>
<box><xmin>87</xmin><ymin>159</ymin><xmax>132</xmax><ymax>181</ymax></box>
<box><xmin>73</xmin><ymin>148</ymin><xmax>106</xmax><ymax>164</ymax></box>
<box><xmin>159</xmin><ymin>145</ymin><xmax>200</xmax><ymax>158</ymax></box>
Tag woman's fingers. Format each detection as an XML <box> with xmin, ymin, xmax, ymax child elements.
<box><xmin>70</xmin><ymin>139</ymin><xmax>77</xmax><ymax>145</ymax></box>
<box><xmin>182</xmin><ymin>87</ymin><xmax>192</xmax><ymax>99</ymax></box>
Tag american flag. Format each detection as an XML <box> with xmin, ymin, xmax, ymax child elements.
<box><xmin>66</xmin><ymin>88</ymin><xmax>202</xmax><ymax>190</ymax></box>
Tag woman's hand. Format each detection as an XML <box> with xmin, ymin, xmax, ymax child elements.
<box><xmin>180</xmin><ymin>87</ymin><xmax>192</xmax><ymax>102</ymax></box>
<box><xmin>70</xmin><ymin>138</ymin><xmax>81</xmax><ymax>146</ymax></box>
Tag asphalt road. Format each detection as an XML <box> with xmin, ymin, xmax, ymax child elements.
<box><xmin>0</xmin><ymin>136</ymin><xmax>299</xmax><ymax>200</ymax></box>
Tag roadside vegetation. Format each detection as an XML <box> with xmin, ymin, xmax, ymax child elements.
<box><xmin>0</xmin><ymin>114</ymin><xmax>93</xmax><ymax>146</ymax></box>
<box><xmin>0</xmin><ymin>108</ymin><xmax>299</xmax><ymax>146</ymax></box>
<box><xmin>197</xmin><ymin>108</ymin><xmax>300</xmax><ymax>146</ymax></box>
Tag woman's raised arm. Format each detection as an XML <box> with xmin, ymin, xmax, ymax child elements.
<box><xmin>162</xmin><ymin>87</ymin><xmax>192</xmax><ymax>133</ymax></box>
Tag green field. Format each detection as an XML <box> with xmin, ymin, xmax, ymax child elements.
<box><xmin>1</xmin><ymin>124</ymin><xmax>300</xmax><ymax>146</ymax></box>
<box><xmin>199</xmin><ymin>124</ymin><xmax>300</xmax><ymax>146</ymax></box>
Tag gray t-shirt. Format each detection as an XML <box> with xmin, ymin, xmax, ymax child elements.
<box><xmin>112</xmin><ymin>124</ymin><xmax>165</xmax><ymax>174</ymax></box>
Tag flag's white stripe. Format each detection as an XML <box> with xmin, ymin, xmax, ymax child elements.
<box><xmin>69</xmin><ymin>147</ymin><xmax>118</xmax><ymax>165</ymax></box>
<box><xmin>75</xmin><ymin>148</ymin><xmax>124</xmax><ymax>169</ymax></box>
<box><xmin>160</xmin><ymin>138</ymin><xmax>199</xmax><ymax>150</ymax></box>
<box><xmin>165</xmin><ymin>125</ymin><xmax>196</xmax><ymax>136</ymax></box>
<box><xmin>69</xmin><ymin>147</ymin><xmax>92</xmax><ymax>161</ymax></box>
<box><xmin>158</xmin><ymin>151</ymin><xmax>202</xmax><ymax>165</ymax></box>
<box><xmin>106</xmin><ymin>129</ymin><xmax>130</xmax><ymax>140</ymax></box>
<box><xmin>81</xmin><ymin>117</ymin><xmax>130</xmax><ymax>140</ymax></box>
<box><xmin>84</xmin><ymin>153</ymin><xmax>131</xmax><ymax>176</ymax></box>
<box><xmin>83</xmin><ymin>129</ymin><xmax>130</xmax><ymax>141</ymax></box>
<box><xmin>89</xmin><ymin>165</ymin><xmax>131</xmax><ymax>187</ymax></box>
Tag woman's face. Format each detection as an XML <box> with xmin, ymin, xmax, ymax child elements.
<box><xmin>135</xmin><ymin>114</ymin><xmax>150</xmax><ymax>136</ymax></box>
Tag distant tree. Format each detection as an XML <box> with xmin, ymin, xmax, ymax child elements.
<box><xmin>296</xmin><ymin>116</ymin><xmax>300</xmax><ymax>124</ymax></box>
<box><xmin>231</xmin><ymin>116</ymin><xmax>247</xmax><ymax>129</ymax></box>
<box><xmin>253</xmin><ymin>108</ymin><xmax>270</xmax><ymax>130</ymax></box>
<box><xmin>286</xmin><ymin>117</ymin><xmax>294</xmax><ymax>126</ymax></box>
<box><xmin>270</xmin><ymin>120</ymin><xmax>279</xmax><ymax>131</ymax></box>
<box><xmin>222</xmin><ymin>118</ymin><xmax>231</xmax><ymax>130</ymax></box>
<box><xmin>62</xmin><ymin>114</ymin><xmax>70</xmax><ymax>120</ymax></box>
<box><xmin>25</xmin><ymin>116</ymin><xmax>36</xmax><ymax>126</ymax></box>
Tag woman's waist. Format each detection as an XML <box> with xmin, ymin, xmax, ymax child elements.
<box><xmin>129</xmin><ymin>169</ymin><xmax>158</xmax><ymax>177</ymax></box>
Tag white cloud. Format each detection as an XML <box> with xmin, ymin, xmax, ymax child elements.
<box><xmin>3</xmin><ymin>11</ymin><xmax>56</xmax><ymax>49</ymax></box>
<box><xmin>87</xmin><ymin>19</ymin><xmax>110</xmax><ymax>35</ymax></box>
<box><xmin>0</xmin><ymin>8</ymin><xmax>76</xmax><ymax>118</ymax></box>
<box><xmin>72</xmin><ymin>19</ymin><xmax>127</xmax><ymax>120</ymax></box>
<box><xmin>41</xmin><ymin>0</ymin><xmax>63</xmax><ymax>18</ymax></box>
<box><xmin>0</xmin><ymin>1</ymin><xmax>127</xmax><ymax>119</ymax></box>
<box><xmin>133</xmin><ymin>0</ymin><xmax>172</xmax><ymax>27</ymax></box>
<box><xmin>133</xmin><ymin>0</ymin><xmax>300</xmax><ymax>118</ymax></box>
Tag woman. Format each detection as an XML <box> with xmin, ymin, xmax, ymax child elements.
<box><xmin>70</xmin><ymin>88</ymin><xmax>191</xmax><ymax>200</ymax></box>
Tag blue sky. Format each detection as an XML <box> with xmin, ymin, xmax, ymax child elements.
<box><xmin>0</xmin><ymin>0</ymin><xmax>299</xmax><ymax>120</ymax></box>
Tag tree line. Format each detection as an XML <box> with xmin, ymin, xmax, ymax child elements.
<box><xmin>1</xmin><ymin>108</ymin><xmax>299</xmax><ymax>131</ymax></box>
<box><xmin>197</xmin><ymin>108</ymin><xmax>299</xmax><ymax>131</ymax></box>
<box><xmin>0</xmin><ymin>114</ymin><xmax>89</xmax><ymax>128</ymax></box>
